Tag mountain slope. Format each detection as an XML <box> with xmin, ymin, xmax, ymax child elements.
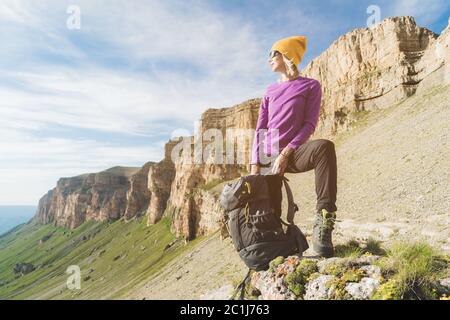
<box><xmin>0</xmin><ymin>217</ymin><xmax>204</xmax><ymax>299</ymax></box>
<box><xmin>1</xmin><ymin>72</ymin><xmax>448</xmax><ymax>301</ymax></box>
<box><xmin>288</xmin><ymin>81</ymin><xmax>450</xmax><ymax>251</ymax></box>
<box><xmin>128</xmin><ymin>80</ymin><xmax>450</xmax><ymax>300</ymax></box>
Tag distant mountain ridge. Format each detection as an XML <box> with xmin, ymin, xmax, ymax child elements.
<box><xmin>0</xmin><ymin>206</ymin><xmax>36</xmax><ymax>236</ymax></box>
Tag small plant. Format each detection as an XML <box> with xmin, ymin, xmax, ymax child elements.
<box><xmin>335</xmin><ymin>238</ymin><xmax>386</xmax><ymax>258</ymax></box>
<box><xmin>325</xmin><ymin>268</ymin><xmax>366</xmax><ymax>300</ymax></box>
<box><xmin>373</xmin><ymin>242</ymin><xmax>448</xmax><ymax>300</ymax></box>
<box><xmin>364</xmin><ymin>238</ymin><xmax>387</xmax><ymax>256</ymax></box>
<box><xmin>323</xmin><ymin>261</ymin><xmax>348</xmax><ymax>277</ymax></box>
<box><xmin>341</xmin><ymin>268</ymin><xmax>365</xmax><ymax>283</ymax></box>
<box><xmin>371</xmin><ymin>278</ymin><xmax>403</xmax><ymax>300</ymax></box>
<box><xmin>268</xmin><ymin>256</ymin><xmax>285</xmax><ymax>272</ymax></box>
<box><xmin>335</xmin><ymin>240</ymin><xmax>364</xmax><ymax>258</ymax></box>
<box><xmin>285</xmin><ymin>259</ymin><xmax>319</xmax><ymax>298</ymax></box>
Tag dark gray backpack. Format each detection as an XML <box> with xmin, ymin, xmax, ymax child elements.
<box><xmin>220</xmin><ymin>174</ymin><xmax>309</xmax><ymax>272</ymax></box>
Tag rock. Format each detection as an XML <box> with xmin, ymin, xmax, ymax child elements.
<box><xmin>352</xmin><ymin>255</ymin><xmax>381</xmax><ymax>265</ymax></box>
<box><xmin>437</xmin><ymin>278</ymin><xmax>450</xmax><ymax>295</ymax></box>
<box><xmin>345</xmin><ymin>277</ymin><xmax>380</xmax><ymax>300</ymax></box>
<box><xmin>304</xmin><ymin>16</ymin><xmax>446</xmax><ymax>138</ymax></box>
<box><xmin>38</xmin><ymin>234</ymin><xmax>52</xmax><ymax>245</ymax></box>
<box><xmin>246</xmin><ymin>254</ymin><xmax>387</xmax><ymax>300</ymax></box>
<box><xmin>317</xmin><ymin>258</ymin><xmax>347</xmax><ymax>273</ymax></box>
<box><xmin>250</xmin><ymin>255</ymin><xmax>308</xmax><ymax>300</ymax></box>
<box><xmin>13</xmin><ymin>263</ymin><xmax>35</xmax><ymax>275</ymax></box>
<box><xmin>251</xmin><ymin>270</ymin><xmax>296</xmax><ymax>300</ymax></box>
<box><xmin>35</xmin><ymin>168</ymin><xmax>138</xmax><ymax>229</ymax></box>
<box><xmin>359</xmin><ymin>265</ymin><xmax>382</xmax><ymax>278</ymax></box>
<box><xmin>145</xmin><ymin>152</ymin><xmax>176</xmax><ymax>225</ymax></box>
<box><xmin>124</xmin><ymin>163</ymin><xmax>152</xmax><ymax>220</ymax></box>
<box><xmin>439</xmin><ymin>277</ymin><xmax>450</xmax><ymax>289</ymax></box>
<box><xmin>304</xmin><ymin>275</ymin><xmax>336</xmax><ymax>300</ymax></box>
<box><xmin>164</xmin><ymin>240</ymin><xmax>178</xmax><ymax>251</ymax></box>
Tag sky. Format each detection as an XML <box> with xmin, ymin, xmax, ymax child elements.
<box><xmin>0</xmin><ymin>0</ymin><xmax>449</xmax><ymax>205</ymax></box>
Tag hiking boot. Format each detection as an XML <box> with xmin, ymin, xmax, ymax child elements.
<box><xmin>312</xmin><ymin>208</ymin><xmax>336</xmax><ymax>258</ymax></box>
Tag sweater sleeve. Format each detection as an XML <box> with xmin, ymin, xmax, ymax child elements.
<box><xmin>250</xmin><ymin>96</ymin><xmax>269</xmax><ymax>165</ymax></box>
<box><xmin>287</xmin><ymin>80</ymin><xmax>322</xmax><ymax>150</ymax></box>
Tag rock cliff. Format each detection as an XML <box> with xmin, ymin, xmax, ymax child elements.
<box><xmin>304</xmin><ymin>16</ymin><xmax>448</xmax><ymax>137</ymax></box>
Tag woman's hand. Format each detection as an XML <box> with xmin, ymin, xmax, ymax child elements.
<box><xmin>271</xmin><ymin>153</ymin><xmax>289</xmax><ymax>176</ymax></box>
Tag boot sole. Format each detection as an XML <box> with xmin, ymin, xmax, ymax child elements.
<box><xmin>312</xmin><ymin>242</ymin><xmax>334</xmax><ymax>258</ymax></box>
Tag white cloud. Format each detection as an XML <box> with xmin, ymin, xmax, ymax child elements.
<box><xmin>0</xmin><ymin>125</ymin><xmax>164</xmax><ymax>204</ymax></box>
<box><xmin>0</xmin><ymin>0</ymin><xmax>275</xmax><ymax>205</ymax></box>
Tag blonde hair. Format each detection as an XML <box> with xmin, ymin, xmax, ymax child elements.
<box><xmin>277</xmin><ymin>54</ymin><xmax>300</xmax><ymax>84</ymax></box>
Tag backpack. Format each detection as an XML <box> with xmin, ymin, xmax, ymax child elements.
<box><xmin>219</xmin><ymin>174</ymin><xmax>309</xmax><ymax>272</ymax></box>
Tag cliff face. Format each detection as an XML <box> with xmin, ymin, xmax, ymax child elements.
<box><xmin>145</xmin><ymin>141</ymin><xmax>177</xmax><ymax>225</ymax></box>
<box><xmin>34</xmin><ymin>16</ymin><xmax>450</xmax><ymax>237</ymax></box>
<box><xmin>166</xmin><ymin>99</ymin><xmax>260</xmax><ymax>239</ymax></box>
<box><xmin>35</xmin><ymin>168</ymin><xmax>136</xmax><ymax>229</ymax></box>
<box><xmin>302</xmin><ymin>16</ymin><xmax>445</xmax><ymax>137</ymax></box>
<box><xmin>34</xmin><ymin>143</ymin><xmax>177</xmax><ymax>229</ymax></box>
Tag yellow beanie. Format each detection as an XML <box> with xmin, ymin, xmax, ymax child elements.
<box><xmin>271</xmin><ymin>36</ymin><xmax>307</xmax><ymax>66</ymax></box>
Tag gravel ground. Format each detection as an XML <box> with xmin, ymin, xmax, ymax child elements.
<box><xmin>289</xmin><ymin>83</ymin><xmax>449</xmax><ymax>252</ymax></box>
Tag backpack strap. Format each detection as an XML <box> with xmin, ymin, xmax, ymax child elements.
<box><xmin>281</xmin><ymin>176</ymin><xmax>299</xmax><ymax>225</ymax></box>
<box><xmin>229</xmin><ymin>268</ymin><xmax>252</xmax><ymax>300</ymax></box>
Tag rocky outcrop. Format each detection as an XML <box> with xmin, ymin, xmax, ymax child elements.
<box><xmin>13</xmin><ymin>263</ymin><xmax>36</xmax><ymax>276</ymax></box>
<box><xmin>302</xmin><ymin>16</ymin><xmax>448</xmax><ymax>137</ymax></box>
<box><xmin>165</xmin><ymin>99</ymin><xmax>259</xmax><ymax>239</ymax></box>
<box><xmin>34</xmin><ymin>16</ymin><xmax>450</xmax><ymax>238</ymax></box>
<box><xmin>36</xmin><ymin>190</ymin><xmax>54</xmax><ymax>225</ymax></box>
<box><xmin>145</xmin><ymin>140</ymin><xmax>177</xmax><ymax>225</ymax></box>
<box><xmin>35</xmin><ymin>167</ymin><xmax>138</xmax><ymax>229</ymax></box>
<box><xmin>124</xmin><ymin>163</ymin><xmax>152</xmax><ymax>220</ymax></box>
<box><xmin>415</xmin><ymin>17</ymin><xmax>450</xmax><ymax>92</ymax></box>
<box><xmin>247</xmin><ymin>253</ymin><xmax>448</xmax><ymax>300</ymax></box>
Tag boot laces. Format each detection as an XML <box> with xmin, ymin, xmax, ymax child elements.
<box><xmin>316</xmin><ymin>209</ymin><xmax>336</xmax><ymax>242</ymax></box>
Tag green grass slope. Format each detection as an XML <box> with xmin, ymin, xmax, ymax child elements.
<box><xmin>0</xmin><ymin>217</ymin><xmax>203</xmax><ymax>299</ymax></box>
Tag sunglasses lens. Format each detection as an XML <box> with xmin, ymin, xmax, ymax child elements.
<box><xmin>269</xmin><ymin>50</ymin><xmax>279</xmax><ymax>59</ymax></box>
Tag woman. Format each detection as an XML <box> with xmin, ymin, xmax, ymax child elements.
<box><xmin>250</xmin><ymin>36</ymin><xmax>338</xmax><ymax>258</ymax></box>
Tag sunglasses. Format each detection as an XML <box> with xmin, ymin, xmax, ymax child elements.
<box><xmin>268</xmin><ymin>50</ymin><xmax>281</xmax><ymax>59</ymax></box>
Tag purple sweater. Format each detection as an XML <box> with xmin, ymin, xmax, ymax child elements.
<box><xmin>251</xmin><ymin>76</ymin><xmax>322</xmax><ymax>165</ymax></box>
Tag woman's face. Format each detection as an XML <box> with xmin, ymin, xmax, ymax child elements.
<box><xmin>268</xmin><ymin>50</ymin><xmax>284</xmax><ymax>73</ymax></box>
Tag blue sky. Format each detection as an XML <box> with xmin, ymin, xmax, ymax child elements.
<box><xmin>0</xmin><ymin>0</ymin><xmax>449</xmax><ymax>205</ymax></box>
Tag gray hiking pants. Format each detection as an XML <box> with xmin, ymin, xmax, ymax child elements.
<box><xmin>260</xmin><ymin>139</ymin><xmax>338</xmax><ymax>216</ymax></box>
